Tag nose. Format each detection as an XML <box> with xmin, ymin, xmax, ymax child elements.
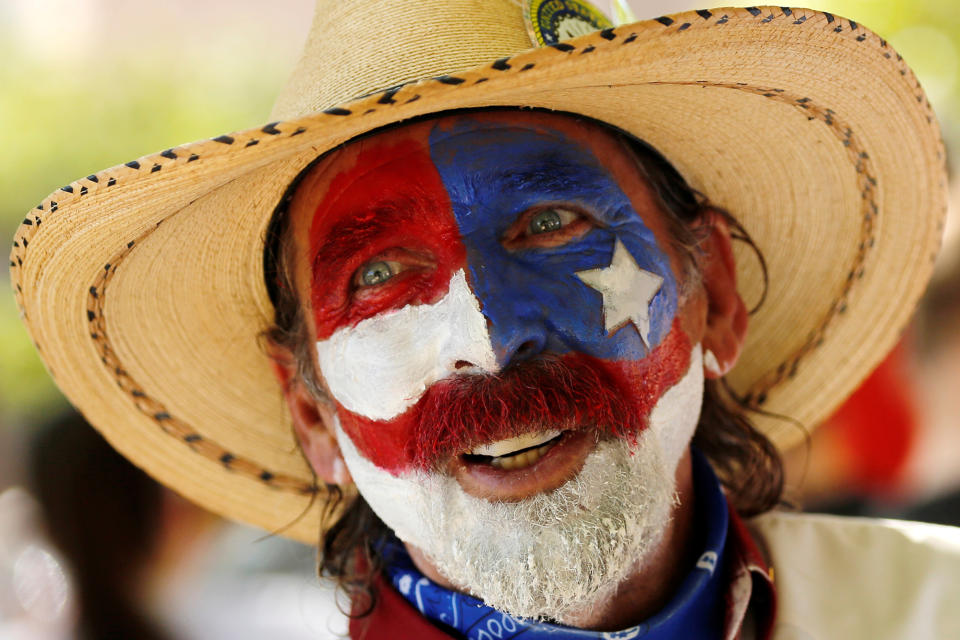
<box><xmin>494</xmin><ymin>324</ymin><xmax>549</xmax><ymax>368</ymax></box>
<box><xmin>472</xmin><ymin>267</ymin><xmax>554</xmax><ymax>369</ymax></box>
<box><xmin>461</xmin><ymin>242</ymin><xmax>557</xmax><ymax>370</ymax></box>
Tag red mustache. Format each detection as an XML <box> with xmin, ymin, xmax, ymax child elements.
<box><xmin>410</xmin><ymin>352</ymin><xmax>641</xmax><ymax>470</ymax></box>
<box><xmin>334</xmin><ymin>321</ymin><xmax>691</xmax><ymax>475</ymax></box>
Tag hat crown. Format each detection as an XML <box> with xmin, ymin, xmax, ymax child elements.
<box><xmin>271</xmin><ymin>0</ymin><xmax>534</xmax><ymax>120</ymax></box>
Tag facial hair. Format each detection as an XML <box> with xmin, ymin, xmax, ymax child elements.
<box><xmin>335</xmin><ymin>345</ymin><xmax>704</xmax><ymax>623</ymax></box>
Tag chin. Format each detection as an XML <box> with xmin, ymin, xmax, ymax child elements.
<box><xmin>334</xmin><ymin>346</ymin><xmax>704</xmax><ymax>621</ymax></box>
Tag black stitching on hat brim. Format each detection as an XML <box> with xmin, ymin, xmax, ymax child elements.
<box><xmin>80</xmin><ymin>230</ymin><xmax>318</xmax><ymax>495</ymax></box>
<box><xmin>75</xmin><ymin>80</ymin><xmax>886</xmax><ymax>484</ymax></box>
<box><xmin>9</xmin><ymin>7</ymin><xmax>944</xmax><ymax>507</ymax></box>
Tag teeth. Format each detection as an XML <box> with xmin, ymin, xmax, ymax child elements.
<box><xmin>490</xmin><ymin>442</ymin><xmax>554</xmax><ymax>470</ymax></box>
<box><xmin>470</xmin><ymin>430</ymin><xmax>561</xmax><ymax>457</ymax></box>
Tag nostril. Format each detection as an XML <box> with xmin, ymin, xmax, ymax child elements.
<box><xmin>514</xmin><ymin>340</ymin><xmax>539</xmax><ymax>361</ymax></box>
<box><xmin>495</xmin><ymin>329</ymin><xmax>549</xmax><ymax>368</ymax></box>
<box><xmin>454</xmin><ymin>360</ymin><xmax>473</xmax><ymax>370</ymax></box>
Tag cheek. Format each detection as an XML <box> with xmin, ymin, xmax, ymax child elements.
<box><xmin>307</xmin><ymin>140</ymin><xmax>467</xmax><ymax>338</ymax></box>
<box><xmin>608</xmin><ymin>319</ymin><xmax>691</xmax><ymax>392</ymax></box>
<box><xmin>595</xmin><ymin>320</ymin><xmax>701</xmax><ymax>475</ymax></box>
<box><xmin>316</xmin><ymin>270</ymin><xmax>498</xmax><ymax>475</ymax></box>
<box><xmin>333</xmin><ymin>416</ymin><xmax>435</xmax><ymax>545</ymax></box>
<box><xmin>647</xmin><ymin>343</ymin><xmax>704</xmax><ymax>474</ymax></box>
<box><xmin>609</xmin><ymin>322</ymin><xmax>702</xmax><ymax>474</ymax></box>
<box><xmin>316</xmin><ymin>270</ymin><xmax>496</xmax><ymax>422</ymax></box>
<box><xmin>604</xmin><ymin>318</ymin><xmax>694</xmax><ymax>432</ymax></box>
<box><xmin>331</xmin><ymin>319</ymin><xmax>699</xmax><ymax>477</ymax></box>
<box><xmin>337</xmin><ymin>407</ymin><xmax>419</xmax><ymax>475</ymax></box>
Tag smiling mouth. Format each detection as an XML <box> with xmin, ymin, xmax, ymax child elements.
<box><xmin>451</xmin><ymin>427</ymin><xmax>596</xmax><ymax>501</ymax></box>
<box><xmin>462</xmin><ymin>430</ymin><xmax>565</xmax><ymax>470</ymax></box>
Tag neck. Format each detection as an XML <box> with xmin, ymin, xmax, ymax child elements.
<box><xmin>405</xmin><ymin>447</ymin><xmax>697</xmax><ymax>631</ymax></box>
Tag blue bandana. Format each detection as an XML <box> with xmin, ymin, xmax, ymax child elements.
<box><xmin>383</xmin><ymin>448</ymin><xmax>729</xmax><ymax>639</ymax></box>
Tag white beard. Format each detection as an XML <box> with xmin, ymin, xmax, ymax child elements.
<box><xmin>334</xmin><ymin>345</ymin><xmax>704</xmax><ymax>623</ymax></box>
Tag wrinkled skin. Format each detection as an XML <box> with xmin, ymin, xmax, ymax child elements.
<box><xmin>267</xmin><ymin>110</ymin><xmax>747</xmax><ymax>629</ymax></box>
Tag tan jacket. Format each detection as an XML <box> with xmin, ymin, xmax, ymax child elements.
<box><xmin>750</xmin><ymin>512</ymin><xmax>960</xmax><ymax>639</ymax></box>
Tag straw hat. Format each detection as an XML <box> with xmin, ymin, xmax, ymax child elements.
<box><xmin>10</xmin><ymin>0</ymin><xmax>947</xmax><ymax>543</ymax></box>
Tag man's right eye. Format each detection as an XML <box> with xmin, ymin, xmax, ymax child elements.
<box><xmin>355</xmin><ymin>260</ymin><xmax>403</xmax><ymax>287</ymax></box>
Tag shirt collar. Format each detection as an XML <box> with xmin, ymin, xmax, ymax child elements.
<box><xmin>723</xmin><ymin>501</ymin><xmax>777</xmax><ymax>640</ymax></box>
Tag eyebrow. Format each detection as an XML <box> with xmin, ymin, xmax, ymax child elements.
<box><xmin>311</xmin><ymin>195</ymin><xmax>430</xmax><ymax>277</ymax></box>
<box><xmin>475</xmin><ymin>157</ymin><xmax>607</xmax><ymax>196</ymax></box>
<box><xmin>310</xmin><ymin>155</ymin><xmax>610</xmax><ymax>275</ymax></box>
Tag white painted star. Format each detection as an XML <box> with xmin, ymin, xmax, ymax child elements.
<box><xmin>575</xmin><ymin>238</ymin><xmax>664</xmax><ymax>348</ymax></box>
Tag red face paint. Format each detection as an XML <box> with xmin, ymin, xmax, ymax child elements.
<box><xmin>305</xmin><ymin>118</ymin><xmax>694</xmax><ymax>477</ymax></box>
<box><xmin>308</xmin><ymin>138</ymin><xmax>466</xmax><ymax>339</ymax></box>
<box><xmin>336</xmin><ymin>320</ymin><xmax>692</xmax><ymax>474</ymax></box>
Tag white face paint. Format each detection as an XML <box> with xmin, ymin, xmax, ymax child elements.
<box><xmin>336</xmin><ymin>345</ymin><xmax>704</xmax><ymax>622</ymax></box>
<box><xmin>316</xmin><ymin>269</ymin><xmax>496</xmax><ymax>421</ymax></box>
<box><xmin>653</xmin><ymin>344</ymin><xmax>703</xmax><ymax>476</ymax></box>
<box><xmin>575</xmin><ymin>238</ymin><xmax>664</xmax><ymax>349</ymax></box>
<box><xmin>703</xmin><ymin>349</ymin><xmax>722</xmax><ymax>377</ymax></box>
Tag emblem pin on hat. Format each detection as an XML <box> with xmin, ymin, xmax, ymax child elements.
<box><xmin>523</xmin><ymin>0</ymin><xmax>614</xmax><ymax>46</ymax></box>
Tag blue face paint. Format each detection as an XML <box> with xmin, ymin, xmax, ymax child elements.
<box><xmin>427</xmin><ymin>117</ymin><xmax>678</xmax><ymax>366</ymax></box>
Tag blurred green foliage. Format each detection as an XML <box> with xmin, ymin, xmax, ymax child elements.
<box><xmin>823</xmin><ymin>0</ymin><xmax>960</xmax><ymax>131</ymax></box>
<box><xmin>0</xmin><ymin>21</ymin><xmax>294</xmax><ymax>427</ymax></box>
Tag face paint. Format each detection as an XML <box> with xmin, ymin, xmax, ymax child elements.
<box><xmin>310</xmin><ymin>116</ymin><xmax>688</xmax><ymax>476</ymax></box>
<box><xmin>309</xmin><ymin>138</ymin><xmax>466</xmax><ymax>339</ymax></box>
<box><xmin>336</xmin><ymin>316</ymin><xmax>689</xmax><ymax>474</ymax></box>
<box><xmin>337</xmin><ymin>345</ymin><xmax>705</xmax><ymax>622</ymax></box>
<box><xmin>317</xmin><ymin>269</ymin><xmax>496</xmax><ymax>422</ymax></box>
<box><xmin>304</xmin><ymin>113</ymin><xmax>706</xmax><ymax>618</ymax></box>
<box><xmin>427</xmin><ymin>118</ymin><xmax>678</xmax><ymax>364</ymax></box>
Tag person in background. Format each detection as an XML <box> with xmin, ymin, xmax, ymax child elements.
<box><xmin>28</xmin><ymin>411</ymin><xmax>171</xmax><ymax>640</ymax></box>
<box><xmin>25</xmin><ymin>411</ymin><xmax>348</xmax><ymax>639</ymax></box>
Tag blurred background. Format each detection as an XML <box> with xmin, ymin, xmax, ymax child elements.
<box><xmin>1</xmin><ymin>0</ymin><xmax>958</xmax><ymax>637</ymax></box>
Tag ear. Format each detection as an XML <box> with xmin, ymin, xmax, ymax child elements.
<box><xmin>265</xmin><ymin>339</ymin><xmax>351</xmax><ymax>485</ymax></box>
<box><xmin>698</xmin><ymin>211</ymin><xmax>748</xmax><ymax>379</ymax></box>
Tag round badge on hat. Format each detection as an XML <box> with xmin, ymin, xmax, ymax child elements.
<box><xmin>523</xmin><ymin>0</ymin><xmax>614</xmax><ymax>46</ymax></box>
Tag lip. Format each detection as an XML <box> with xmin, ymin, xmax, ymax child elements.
<box><xmin>447</xmin><ymin>429</ymin><xmax>597</xmax><ymax>502</ymax></box>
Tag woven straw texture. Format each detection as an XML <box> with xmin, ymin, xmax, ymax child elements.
<box><xmin>10</xmin><ymin>2</ymin><xmax>947</xmax><ymax>543</ymax></box>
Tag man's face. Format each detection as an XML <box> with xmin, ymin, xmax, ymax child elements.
<box><xmin>286</xmin><ymin>111</ymin><xmax>710</xmax><ymax>619</ymax></box>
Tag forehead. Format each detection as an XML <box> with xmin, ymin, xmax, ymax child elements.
<box><xmin>299</xmin><ymin>110</ymin><xmax>625</xmax><ymax>192</ymax></box>
<box><xmin>286</xmin><ymin>110</ymin><xmax>674</xmax><ymax>253</ymax></box>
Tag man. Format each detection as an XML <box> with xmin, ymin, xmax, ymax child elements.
<box><xmin>267</xmin><ymin>108</ymin><xmax>778</xmax><ymax>636</ymax></box>
<box><xmin>10</xmin><ymin>1</ymin><xmax>960</xmax><ymax>638</ymax></box>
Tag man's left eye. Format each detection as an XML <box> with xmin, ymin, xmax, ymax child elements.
<box><xmin>528</xmin><ymin>208</ymin><xmax>579</xmax><ymax>235</ymax></box>
<box><xmin>502</xmin><ymin>206</ymin><xmax>592</xmax><ymax>250</ymax></box>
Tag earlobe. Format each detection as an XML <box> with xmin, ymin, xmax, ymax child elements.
<box><xmin>265</xmin><ymin>339</ymin><xmax>352</xmax><ymax>485</ymax></box>
<box><xmin>293</xmin><ymin>403</ymin><xmax>352</xmax><ymax>486</ymax></box>
<box><xmin>697</xmin><ymin>211</ymin><xmax>748</xmax><ymax>379</ymax></box>
<box><xmin>703</xmin><ymin>349</ymin><xmax>723</xmax><ymax>377</ymax></box>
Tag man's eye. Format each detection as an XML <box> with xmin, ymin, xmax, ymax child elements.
<box><xmin>356</xmin><ymin>260</ymin><xmax>403</xmax><ymax>287</ymax></box>
<box><xmin>528</xmin><ymin>208</ymin><xmax>578</xmax><ymax>235</ymax></box>
<box><xmin>502</xmin><ymin>206</ymin><xmax>591</xmax><ymax>250</ymax></box>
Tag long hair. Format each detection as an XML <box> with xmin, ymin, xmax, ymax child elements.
<box><xmin>262</xmin><ymin>112</ymin><xmax>785</xmax><ymax>616</ymax></box>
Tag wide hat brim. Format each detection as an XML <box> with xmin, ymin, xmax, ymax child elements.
<box><xmin>11</xmin><ymin>6</ymin><xmax>947</xmax><ymax>543</ymax></box>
